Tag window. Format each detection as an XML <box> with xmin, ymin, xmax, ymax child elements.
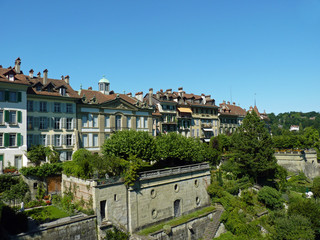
<box><xmin>82</xmin><ymin>115</ymin><xmax>88</xmax><ymax>127</ymax></box>
<box><xmin>105</xmin><ymin>116</ymin><xmax>110</xmax><ymax>127</ymax></box>
<box><xmin>39</xmin><ymin>117</ymin><xmax>47</xmax><ymax>130</ymax></box>
<box><xmin>54</xmin><ymin>103</ymin><xmax>61</xmax><ymax>113</ymax></box>
<box><xmin>36</xmin><ymin>85</ymin><xmax>42</xmax><ymax>91</ymax></box>
<box><xmin>127</xmin><ymin>116</ymin><xmax>131</xmax><ymax>129</ymax></box>
<box><xmin>54</xmin><ymin>118</ymin><xmax>61</xmax><ymax>129</ymax></box>
<box><xmin>144</xmin><ymin>117</ymin><xmax>148</xmax><ymax>128</ymax></box>
<box><xmin>27</xmin><ymin>116</ymin><xmax>33</xmax><ymax>129</ymax></box>
<box><xmin>9</xmin><ymin>133</ymin><xmax>16</xmax><ymax>146</ymax></box>
<box><xmin>9</xmin><ymin>111</ymin><xmax>16</xmax><ymax>124</ymax></box>
<box><xmin>27</xmin><ymin>135</ymin><xmax>33</xmax><ymax>148</ymax></box>
<box><xmin>9</xmin><ymin>92</ymin><xmax>17</xmax><ymax>102</ymax></box>
<box><xmin>15</xmin><ymin>156</ymin><xmax>22</xmax><ymax>169</ymax></box>
<box><xmin>197</xmin><ymin>129</ymin><xmax>199</xmax><ymax>137</ymax></box>
<box><xmin>0</xmin><ymin>133</ymin><xmax>3</xmax><ymax>147</ymax></box>
<box><xmin>66</xmin><ymin>152</ymin><xmax>72</xmax><ymax>160</ymax></box>
<box><xmin>82</xmin><ymin>134</ymin><xmax>88</xmax><ymax>147</ymax></box>
<box><xmin>66</xmin><ymin>134</ymin><xmax>72</xmax><ymax>146</ymax></box>
<box><xmin>93</xmin><ymin>115</ymin><xmax>98</xmax><ymax>127</ymax></box>
<box><xmin>0</xmin><ymin>110</ymin><xmax>3</xmax><ymax>125</ymax></box>
<box><xmin>9</xmin><ymin>74</ymin><xmax>14</xmax><ymax>81</ymax></box>
<box><xmin>60</xmin><ymin>88</ymin><xmax>66</xmax><ymax>96</ymax></box>
<box><xmin>115</xmin><ymin>115</ymin><xmax>121</xmax><ymax>130</ymax></box>
<box><xmin>40</xmin><ymin>135</ymin><xmax>46</xmax><ymax>146</ymax></box>
<box><xmin>93</xmin><ymin>134</ymin><xmax>98</xmax><ymax>146</ymax></box>
<box><xmin>54</xmin><ymin>135</ymin><xmax>61</xmax><ymax>147</ymax></box>
<box><xmin>0</xmin><ymin>91</ymin><xmax>4</xmax><ymax>101</ymax></box>
<box><xmin>27</xmin><ymin>101</ymin><xmax>33</xmax><ymax>111</ymax></box>
<box><xmin>136</xmin><ymin>117</ymin><xmax>140</xmax><ymax>128</ymax></box>
<box><xmin>66</xmin><ymin>118</ymin><xmax>72</xmax><ymax>130</ymax></box>
<box><xmin>66</xmin><ymin>104</ymin><xmax>73</xmax><ymax>113</ymax></box>
<box><xmin>39</xmin><ymin>101</ymin><xmax>47</xmax><ymax>112</ymax></box>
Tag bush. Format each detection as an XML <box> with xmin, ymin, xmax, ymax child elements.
<box><xmin>257</xmin><ymin>186</ymin><xmax>283</xmax><ymax>210</ymax></box>
<box><xmin>20</xmin><ymin>163</ymin><xmax>63</xmax><ymax>178</ymax></box>
<box><xmin>0</xmin><ymin>203</ymin><xmax>28</xmax><ymax>235</ymax></box>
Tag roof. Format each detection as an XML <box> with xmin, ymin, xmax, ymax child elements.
<box><xmin>0</xmin><ymin>67</ymin><xmax>29</xmax><ymax>85</ymax></box>
<box><xmin>219</xmin><ymin>102</ymin><xmax>246</xmax><ymax>117</ymax></box>
<box><xmin>79</xmin><ymin>89</ymin><xmax>139</xmax><ymax>105</ymax></box>
<box><xmin>99</xmin><ymin>76</ymin><xmax>110</xmax><ymax>84</ymax></box>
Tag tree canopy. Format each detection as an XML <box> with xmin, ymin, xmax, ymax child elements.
<box><xmin>231</xmin><ymin>111</ymin><xmax>277</xmax><ymax>182</ymax></box>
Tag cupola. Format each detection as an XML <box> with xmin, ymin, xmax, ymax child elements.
<box><xmin>99</xmin><ymin>75</ymin><xmax>110</xmax><ymax>95</ymax></box>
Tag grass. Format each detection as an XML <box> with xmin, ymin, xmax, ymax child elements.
<box><xmin>25</xmin><ymin>205</ymin><xmax>70</xmax><ymax>223</ymax></box>
<box><xmin>138</xmin><ymin>205</ymin><xmax>215</xmax><ymax>236</ymax></box>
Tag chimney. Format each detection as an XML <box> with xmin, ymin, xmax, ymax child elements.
<box><xmin>88</xmin><ymin>87</ymin><xmax>92</xmax><ymax>90</ymax></box>
<box><xmin>178</xmin><ymin>87</ymin><xmax>184</xmax><ymax>97</ymax></box>
<box><xmin>37</xmin><ymin>72</ymin><xmax>41</xmax><ymax>78</ymax></box>
<box><xmin>64</xmin><ymin>75</ymin><xmax>70</xmax><ymax>84</ymax></box>
<box><xmin>29</xmin><ymin>69</ymin><xmax>34</xmax><ymax>78</ymax></box>
<box><xmin>166</xmin><ymin>89</ymin><xmax>172</xmax><ymax>94</ymax></box>
<box><xmin>61</xmin><ymin>75</ymin><xmax>64</xmax><ymax>80</ymax></box>
<box><xmin>15</xmin><ymin>58</ymin><xmax>21</xmax><ymax>73</ymax></box>
<box><xmin>233</xmin><ymin>102</ymin><xmax>236</xmax><ymax>106</ymax></box>
<box><xmin>149</xmin><ymin>88</ymin><xmax>153</xmax><ymax>106</ymax></box>
<box><xmin>227</xmin><ymin>101</ymin><xmax>230</xmax><ymax>105</ymax></box>
<box><xmin>160</xmin><ymin>89</ymin><xmax>163</xmax><ymax>93</ymax></box>
<box><xmin>223</xmin><ymin>100</ymin><xmax>226</xmax><ymax>104</ymax></box>
<box><xmin>205</xmin><ymin>95</ymin><xmax>211</xmax><ymax>100</ymax></box>
<box><xmin>127</xmin><ymin>92</ymin><xmax>132</xmax><ymax>97</ymax></box>
<box><xmin>135</xmin><ymin>92</ymin><xmax>143</xmax><ymax>102</ymax></box>
<box><xmin>0</xmin><ymin>65</ymin><xmax>2</xmax><ymax>68</ymax></box>
<box><xmin>156</xmin><ymin>91</ymin><xmax>160</xmax><ymax>99</ymax></box>
<box><xmin>43</xmin><ymin>69</ymin><xmax>48</xmax><ymax>85</ymax></box>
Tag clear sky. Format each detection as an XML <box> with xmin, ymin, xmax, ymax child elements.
<box><xmin>1</xmin><ymin>0</ymin><xmax>319</xmax><ymax>114</ymax></box>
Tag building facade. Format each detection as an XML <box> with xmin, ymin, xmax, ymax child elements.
<box><xmin>219</xmin><ymin>101</ymin><xmax>246</xmax><ymax>135</ymax></box>
<box><xmin>77</xmin><ymin>77</ymin><xmax>153</xmax><ymax>152</ymax></box>
<box><xmin>0</xmin><ymin>58</ymin><xmax>29</xmax><ymax>171</ymax></box>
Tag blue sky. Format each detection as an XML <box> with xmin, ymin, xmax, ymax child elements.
<box><xmin>1</xmin><ymin>0</ymin><xmax>320</xmax><ymax>114</ymax></box>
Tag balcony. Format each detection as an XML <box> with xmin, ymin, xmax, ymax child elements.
<box><xmin>201</xmin><ymin>123</ymin><xmax>213</xmax><ymax>128</ymax></box>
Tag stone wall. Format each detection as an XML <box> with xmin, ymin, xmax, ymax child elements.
<box><xmin>11</xmin><ymin>215</ymin><xmax>97</xmax><ymax>240</ymax></box>
<box><xmin>275</xmin><ymin>150</ymin><xmax>320</xmax><ymax>179</ymax></box>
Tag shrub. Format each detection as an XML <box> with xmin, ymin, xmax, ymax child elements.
<box><xmin>257</xmin><ymin>186</ymin><xmax>283</xmax><ymax>210</ymax></box>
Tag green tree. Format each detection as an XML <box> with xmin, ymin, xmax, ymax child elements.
<box><xmin>2</xmin><ymin>178</ymin><xmax>29</xmax><ymax>205</ymax></box>
<box><xmin>231</xmin><ymin>111</ymin><xmax>277</xmax><ymax>182</ymax></box>
<box><xmin>312</xmin><ymin>176</ymin><xmax>320</xmax><ymax>198</ymax></box>
<box><xmin>27</xmin><ymin>145</ymin><xmax>59</xmax><ymax>166</ymax></box>
<box><xmin>257</xmin><ymin>186</ymin><xmax>283</xmax><ymax>210</ymax></box>
<box><xmin>102</xmin><ymin>130</ymin><xmax>156</xmax><ymax>161</ymax></box>
<box><xmin>63</xmin><ymin>149</ymin><xmax>93</xmax><ymax>179</ymax></box>
<box><xmin>155</xmin><ymin>132</ymin><xmax>218</xmax><ymax>166</ymax></box>
<box><xmin>273</xmin><ymin>214</ymin><xmax>315</xmax><ymax>240</ymax></box>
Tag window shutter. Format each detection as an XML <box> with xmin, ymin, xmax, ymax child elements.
<box><xmin>51</xmin><ymin>135</ymin><xmax>55</xmax><ymax>146</ymax></box>
<box><xmin>18</xmin><ymin>92</ymin><xmax>22</xmax><ymax>102</ymax></box>
<box><xmin>62</xmin><ymin>118</ymin><xmax>66</xmax><ymax>129</ymax></box>
<box><xmin>4</xmin><ymin>133</ymin><xmax>9</xmax><ymax>147</ymax></box>
<box><xmin>4</xmin><ymin>110</ymin><xmax>9</xmax><ymax>122</ymax></box>
<box><xmin>17</xmin><ymin>133</ymin><xmax>21</xmax><ymax>146</ymax></box>
<box><xmin>62</xmin><ymin>134</ymin><xmax>66</xmax><ymax>145</ymax></box>
<box><xmin>52</xmin><ymin>102</ymin><xmax>55</xmax><ymax>113</ymax></box>
<box><xmin>72</xmin><ymin>118</ymin><xmax>76</xmax><ymax>129</ymax></box>
<box><xmin>72</xmin><ymin>134</ymin><xmax>75</xmax><ymax>146</ymax></box>
<box><xmin>18</xmin><ymin>111</ymin><xmax>22</xmax><ymax>123</ymax></box>
<box><xmin>5</xmin><ymin>91</ymin><xmax>9</xmax><ymax>101</ymax></box>
<box><xmin>34</xmin><ymin>117</ymin><xmax>40</xmax><ymax>128</ymax></box>
<box><xmin>46</xmin><ymin>134</ymin><xmax>50</xmax><ymax>146</ymax></box>
<box><xmin>72</xmin><ymin>104</ymin><xmax>76</xmax><ymax>114</ymax></box>
<box><xmin>62</xmin><ymin>103</ymin><xmax>66</xmax><ymax>113</ymax></box>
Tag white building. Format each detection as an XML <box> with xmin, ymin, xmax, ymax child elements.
<box><xmin>0</xmin><ymin>58</ymin><xmax>29</xmax><ymax>172</ymax></box>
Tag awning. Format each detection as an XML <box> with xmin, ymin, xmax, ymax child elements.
<box><xmin>178</xmin><ymin>107</ymin><xmax>192</xmax><ymax>113</ymax></box>
<box><xmin>204</xmin><ymin>139</ymin><xmax>210</xmax><ymax>142</ymax></box>
<box><xmin>203</xmin><ymin>128</ymin><xmax>214</xmax><ymax>132</ymax></box>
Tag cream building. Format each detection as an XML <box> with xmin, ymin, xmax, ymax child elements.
<box><xmin>26</xmin><ymin>69</ymin><xmax>80</xmax><ymax>161</ymax></box>
<box><xmin>77</xmin><ymin>77</ymin><xmax>153</xmax><ymax>152</ymax></box>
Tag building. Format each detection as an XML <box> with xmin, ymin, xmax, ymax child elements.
<box><xmin>219</xmin><ymin>101</ymin><xmax>246</xmax><ymax>134</ymax></box>
<box><xmin>144</xmin><ymin>87</ymin><xmax>219</xmax><ymax>142</ymax></box>
<box><xmin>77</xmin><ymin>77</ymin><xmax>153</xmax><ymax>152</ymax></box>
<box><xmin>62</xmin><ymin>162</ymin><xmax>211</xmax><ymax>233</ymax></box>
<box><xmin>0</xmin><ymin>58</ymin><xmax>29</xmax><ymax>171</ymax></box>
<box><xmin>26</xmin><ymin>68</ymin><xmax>80</xmax><ymax>161</ymax></box>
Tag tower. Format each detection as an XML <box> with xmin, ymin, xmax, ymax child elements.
<box><xmin>99</xmin><ymin>75</ymin><xmax>110</xmax><ymax>95</ymax></box>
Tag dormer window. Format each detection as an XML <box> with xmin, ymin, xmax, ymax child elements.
<box><xmin>60</xmin><ymin>88</ymin><xmax>66</xmax><ymax>96</ymax></box>
<box><xmin>36</xmin><ymin>85</ymin><xmax>42</xmax><ymax>91</ymax></box>
<box><xmin>9</xmin><ymin>74</ymin><xmax>14</xmax><ymax>81</ymax></box>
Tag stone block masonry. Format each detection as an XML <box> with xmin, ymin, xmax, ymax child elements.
<box><xmin>11</xmin><ymin>215</ymin><xmax>97</xmax><ymax>240</ymax></box>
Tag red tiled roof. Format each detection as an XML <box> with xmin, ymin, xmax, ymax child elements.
<box><xmin>219</xmin><ymin>102</ymin><xmax>246</xmax><ymax>116</ymax></box>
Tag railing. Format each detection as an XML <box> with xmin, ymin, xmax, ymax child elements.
<box><xmin>139</xmin><ymin>163</ymin><xmax>210</xmax><ymax>180</ymax></box>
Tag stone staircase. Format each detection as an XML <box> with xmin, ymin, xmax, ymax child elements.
<box><xmin>202</xmin><ymin>204</ymin><xmax>224</xmax><ymax>240</ymax></box>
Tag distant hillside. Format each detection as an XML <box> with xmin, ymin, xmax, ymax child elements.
<box><xmin>268</xmin><ymin>111</ymin><xmax>320</xmax><ymax>135</ymax></box>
